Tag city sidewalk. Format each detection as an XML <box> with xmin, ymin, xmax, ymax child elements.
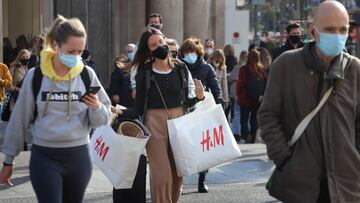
<box><xmin>0</xmin><ymin>143</ymin><xmax>275</xmax><ymax>202</ymax></box>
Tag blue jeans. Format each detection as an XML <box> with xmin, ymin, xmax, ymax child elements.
<box><xmin>240</xmin><ymin>104</ymin><xmax>260</xmax><ymax>143</ymax></box>
<box><xmin>231</xmin><ymin>99</ymin><xmax>241</xmax><ymax>135</ymax></box>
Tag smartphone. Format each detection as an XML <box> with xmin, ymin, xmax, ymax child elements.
<box><xmin>80</xmin><ymin>86</ymin><xmax>101</xmax><ymax>102</ymax></box>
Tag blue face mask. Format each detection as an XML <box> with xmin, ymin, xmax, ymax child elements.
<box><xmin>58</xmin><ymin>49</ymin><xmax>82</xmax><ymax>68</ymax></box>
<box><xmin>128</xmin><ymin>52</ymin><xmax>134</xmax><ymax>61</ymax></box>
<box><xmin>183</xmin><ymin>53</ymin><xmax>198</xmax><ymax>64</ymax></box>
<box><xmin>315</xmin><ymin>27</ymin><xmax>348</xmax><ymax>57</ymax></box>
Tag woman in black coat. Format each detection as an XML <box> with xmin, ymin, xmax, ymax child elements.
<box><xmin>180</xmin><ymin>37</ymin><xmax>221</xmax><ymax>193</ymax></box>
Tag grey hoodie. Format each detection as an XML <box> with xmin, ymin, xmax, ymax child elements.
<box><xmin>2</xmin><ymin>66</ymin><xmax>111</xmax><ymax>164</ymax></box>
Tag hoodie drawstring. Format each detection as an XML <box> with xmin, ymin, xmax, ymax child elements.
<box><xmin>42</xmin><ymin>75</ymin><xmax>72</xmax><ymax>121</ymax></box>
<box><xmin>67</xmin><ymin>73</ymin><xmax>72</xmax><ymax>121</ymax></box>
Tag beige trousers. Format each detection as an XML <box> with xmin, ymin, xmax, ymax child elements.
<box><xmin>146</xmin><ymin>107</ymin><xmax>183</xmax><ymax>203</ymax></box>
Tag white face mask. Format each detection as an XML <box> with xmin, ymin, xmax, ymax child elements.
<box><xmin>213</xmin><ymin>62</ymin><xmax>220</xmax><ymax>68</ymax></box>
<box><xmin>205</xmin><ymin>48</ymin><xmax>214</xmax><ymax>55</ymax></box>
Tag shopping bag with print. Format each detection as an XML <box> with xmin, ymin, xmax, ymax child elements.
<box><xmin>90</xmin><ymin>119</ymin><xmax>149</xmax><ymax>189</ymax></box>
<box><xmin>168</xmin><ymin>101</ymin><xmax>242</xmax><ymax>176</ymax></box>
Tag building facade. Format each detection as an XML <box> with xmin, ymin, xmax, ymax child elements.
<box><xmin>1</xmin><ymin>0</ymin><xmax>226</xmax><ymax>85</ymax></box>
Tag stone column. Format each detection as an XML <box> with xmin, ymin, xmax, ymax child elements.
<box><xmin>116</xmin><ymin>0</ymin><xmax>146</xmax><ymax>57</ymax></box>
<box><xmin>183</xmin><ymin>0</ymin><xmax>211</xmax><ymax>43</ymax></box>
<box><xmin>0</xmin><ymin>0</ymin><xmax>3</xmax><ymax>62</ymax></box>
<box><xmin>54</xmin><ymin>0</ymin><xmax>72</xmax><ymax>17</ymax></box>
<box><xmin>54</xmin><ymin>0</ymin><xmax>113</xmax><ymax>84</ymax></box>
<box><xmin>70</xmin><ymin>0</ymin><xmax>88</xmax><ymax>30</ymax></box>
<box><xmin>112</xmin><ymin>0</ymin><xmax>121</xmax><ymax>59</ymax></box>
<box><xmin>148</xmin><ymin>0</ymin><xmax>183</xmax><ymax>43</ymax></box>
<box><xmin>87</xmin><ymin>0</ymin><xmax>112</xmax><ymax>83</ymax></box>
<box><xmin>213</xmin><ymin>0</ymin><xmax>225</xmax><ymax>49</ymax></box>
<box><xmin>41</xmin><ymin>0</ymin><xmax>54</xmax><ymax>32</ymax></box>
<box><xmin>54</xmin><ymin>0</ymin><xmax>88</xmax><ymax>29</ymax></box>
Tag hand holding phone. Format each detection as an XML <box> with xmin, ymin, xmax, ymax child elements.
<box><xmin>80</xmin><ymin>86</ymin><xmax>100</xmax><ymax>102</ymax></box>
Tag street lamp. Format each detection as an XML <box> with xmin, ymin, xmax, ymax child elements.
<box><xmin>251</xmin><ymin>0</ymin><xmax>265</xmax><ymax>47</ymax></box>
<box><xmin>236</xmin><ymin>0</ymin><xmax>246</xmax><ymax>7</ymax></box>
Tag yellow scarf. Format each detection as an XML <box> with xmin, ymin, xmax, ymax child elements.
<box><xmin>40</xmin><ymin>48</ymin><xmax>84</xmax><ymax>81</ymax></box>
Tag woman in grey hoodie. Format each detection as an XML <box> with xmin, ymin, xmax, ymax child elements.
<box><xmin>0</xmin><ymin>15</ymin><xmax>111</xmax><ymax>203</ymax></box>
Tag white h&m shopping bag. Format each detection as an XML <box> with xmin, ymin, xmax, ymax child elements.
<box><xmin>90</xmin><ymin>125</ymin><xmax>148</xmax><ymax>189</ymax></box>
<box><xmin>168</xmin><ymin>96</ymin><xmax>242</xmax><ymax>176</ymax></box>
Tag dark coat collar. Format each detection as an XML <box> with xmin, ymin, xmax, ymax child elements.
<box><xmin>301</xmin><ymin>42</ymin><xmax>347</xmax><ymax>80</ymax></box>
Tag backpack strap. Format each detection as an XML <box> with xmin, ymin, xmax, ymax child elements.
<box><xmin>80</xmin><ymin>66</ymin><xmax>91</xmax><ymax>92</ymax></box>
<box><xmin>32</xmin><ymin>67</ymin><xmax>43</xmax><ymax>120</ymax></box>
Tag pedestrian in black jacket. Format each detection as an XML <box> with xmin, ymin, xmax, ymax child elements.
<box><xmin>223</xmin><ymin>44</ymin><xmax>238</xmax><ymax>120</ymax></box>
<box><xmin>180</xmin><ymin>37</ymin><xmax>221</xmax><ymax>193</ymax></box>
<box><xmin>223</xmin><ymin>44</ymin><xmax>238</xmax><ymax>73</ymax></box>
<box><xmin>180</xmin><ymin>37</ymin><xmax>220</xmax><ymax>103</ymax></box>
<box><xmin>117</xmin><ymin>28</ymin><xmax>205</xmax><ymax>203</ymax></box>
<box><xmin>272</xmin><ymin>21</ymin><xmax>304</xmax><ymax>61</ymax></box>
<box><xmin>109</xmin><ymin>56</ymin><xmax>134</xmax><ymax>108</ymax></box>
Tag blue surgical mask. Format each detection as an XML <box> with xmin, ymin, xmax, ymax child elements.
<box><xmin>128</xmin><ymin>52</ymin><xmax>134</xmax><ymax>61</ymax></box>
<box><xmin>183</xmin><ymin>53</ymin><xmax>198</xmax><ymax>64</ymax></box>
<box><xmin>315</xmin><ymin>27</ymin><xmax>348</xmax><ymax>57</ymax></box>
<box><xmin>58</xmin><ymin>49</ymin><xmax>82</xmax><ymax>68</ymax></box>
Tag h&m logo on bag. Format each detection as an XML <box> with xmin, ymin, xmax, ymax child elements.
<box><xmin>200</xmin><ymin>125</ymin><xmax>225</xmax><ymax>152</ymax></box>
<box><xmin>94</xmin><ymin>136</ymin><xmax>110</xmax><ymax>161</ymax></box>
<box><xmin>41</xmin><ymin>91</ymin><xmax>82</xmax><ymax>102</ymax></box>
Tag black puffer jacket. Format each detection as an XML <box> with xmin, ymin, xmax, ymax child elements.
<box><xmin>272</xmin><ymin>38</ymin><xmax>305</xmax><ymax>61</ymax></box>
<box><xmin>182</xmin><ymin>57</ymin><xmax>221</xmax><ymax>103</ymax></box>
<box><xmin>225</xmin><ymin>55</ymin><xmax>238</xmax><ymax>73</ymax></box>
<box><xmin>109</xmin><ymin>67</ymin><xmax>134</xmax><ymax>108</ymax></box>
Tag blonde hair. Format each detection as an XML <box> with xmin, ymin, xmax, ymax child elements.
<box><xmin>257</xmin><ymin>48</ymin><xmax>272</xmax><ymax>70</ymax></box>
<box><xmin>246</xmin><ymin>49</ymin><xmax>264</xmax><ymax>77</ymax></box>
<box><xmin>45</xmin><ymin>15</ymin><xmax>87</xmax><ymax>50</ymax></box>
<box><xmin>208</xmin><ymin>49</ymin><xmax>226</xmax><ymax>71</ymax></box>
<box><xmin>239</xmin><ymin>50</ymin><xmax>248</xmax><ymax>66</ymax></box>
<box><xmin>113</xmin><ymin>54</ymin><xmax>128</xmax><ymax>69</ymax></box>
<box><xmin>10</xmin><ymin>49</ymin><xmax>31</xmax><ymax>67</ymax></box>
<box><xmin>166</xmin><ymin>38</ymin><xmax>179</xmax><ymax>50</ymax></box>
<box><xmin>180</xmin><ymin>37</ymin><xmax>205</xmax><ymax>57</ymax></box>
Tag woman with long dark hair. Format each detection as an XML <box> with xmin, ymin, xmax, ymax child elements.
<box><xmin>237</xmin><ymin>49</ymin><xmax>267</xmax><ymax>143</ymax></box>
<box><xmin>117</xmin><ymin>28</ymin><xmax>205</xmax><ymax>203</ymax></box>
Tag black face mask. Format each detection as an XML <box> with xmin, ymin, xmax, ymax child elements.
<box><xmin>289</xmin><ymin>35</ymin><xmax>301</xmax><ymax>44</ymax></box>
<box><xmin>19</xmin><ymin>58</ymin><xmax>29</xmax><ymax>66</ymax></box>
<box><xmin>150</xmin><ymin>24</ymin><xmax>161</xmax><ymax>30</ymax></box>
<box><xmin>171</xmin><ymin>51</ymin><xmax>178</xmax><ymax>59</ymax></box>
<box><xmin>152</xmin><ymin>45</ymin><xmax>169</xmax><ymax>60</ymax></box>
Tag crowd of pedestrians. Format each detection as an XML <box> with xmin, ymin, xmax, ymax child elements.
<box><xmin>0</xmin><ymin>1</ymin><xmax>360</xmax><ymax>203</ymax></box>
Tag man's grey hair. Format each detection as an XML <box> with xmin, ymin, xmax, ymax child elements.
<box><xmin>125</xmin><ymin>43</ymin><xmax>136</xmax><ymax>51</ymax></box>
